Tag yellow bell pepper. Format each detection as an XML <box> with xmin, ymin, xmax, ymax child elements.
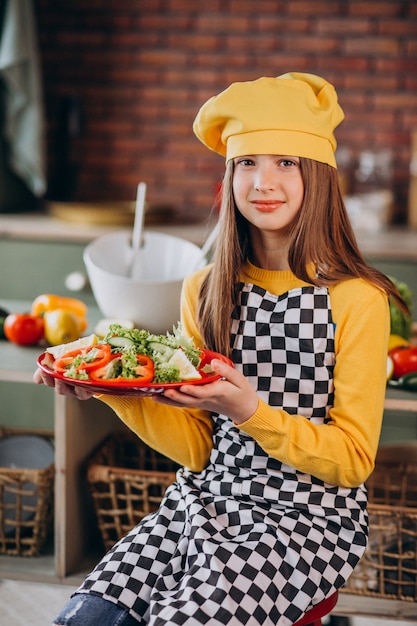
<box><xmin>31</xmin><ymin>294</ymin><xmax>88</xmax><ymax>332</ymax></box>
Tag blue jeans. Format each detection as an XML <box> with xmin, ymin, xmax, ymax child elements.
<box><xmin>52</xmin><ymin>593</ymin><xmax>141</xmax><ymax>626</ymax></box>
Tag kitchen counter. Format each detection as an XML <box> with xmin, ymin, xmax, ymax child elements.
<box><xmin>0</xmin><ymin>211</ymin><xmax>217</xmax><ymax>246</ymax></box>
<box><xmin>2</xmin><ymin>212</ymin><xmax>417</xmax><ymax>318</ymax></box>
<box><xmin>1</xmin><ymin>211</ymin><xmax>417</xmax><ymax>257</ymax></box>
<box><xmin>355</xmin><ymin>227</ymin><xmax>417</xmax><ymax>260</ymax></box>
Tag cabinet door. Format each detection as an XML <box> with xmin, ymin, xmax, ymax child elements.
<box><xmin>0</xmin><ymin>239</ymin><xmax>96</xmax><ymax>305</ymax></box>
<box><xmin>0</xmin><ymin>381</ymin><xmax>54</xmax><ymax>430</ymax></box>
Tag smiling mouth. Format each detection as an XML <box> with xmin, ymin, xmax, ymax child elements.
<box><xmin>251</xmin><ymin>200</ymin><xmax>284</xmax><ymax>212</ymax></box>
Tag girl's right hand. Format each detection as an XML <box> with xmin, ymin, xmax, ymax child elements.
<box><xmin>33</xmin><ymin>368</ymin><xmax>96</xmax><ymax>401</ymax></box>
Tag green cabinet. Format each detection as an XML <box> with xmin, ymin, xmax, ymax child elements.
<box><xmin>0</xmin><ymin>238</ymin><xmax>96</xmax><ymax>304</ymax></box>
<box><xmin>0</xmin><ymin>237</ymin><xmax>96</xmax><ymax>432</ymax></box>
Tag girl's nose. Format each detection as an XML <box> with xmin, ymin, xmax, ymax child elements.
<box><xmin>254</xmin><ymin>166</ymin><xmax>276</xmax><ymax>191</ymax></box>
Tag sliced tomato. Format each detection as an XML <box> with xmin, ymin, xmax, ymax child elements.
<box><xmin>53</xmin><ymin>344</ymin><xmax>111</xmax><ymax>374</ymax></box>
<box><xmin>90</xmin><ymin>353</ymin><xmax>154</xmax><ymax>384</ymax></box>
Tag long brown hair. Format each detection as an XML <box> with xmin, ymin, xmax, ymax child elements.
<box><xmin>197</xmin><ymin>157</ymin><xmax>409</xmax><ymax>356</ymax></box>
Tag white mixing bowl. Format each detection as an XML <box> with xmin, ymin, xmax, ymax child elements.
<box><xmin>84</xmin><ymin>230</ymin><xmax>205</xmax><ymax>333</ymax></box>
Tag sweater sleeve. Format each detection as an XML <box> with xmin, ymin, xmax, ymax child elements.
<box><xmin>237</xmin><ymin>280</ymin><xmax>390</xmax><ymax>488</ymax></box>
<box><xmin>97</xmin><ymin>268</ymin><xmax>214</xmax><ymax>471</ymax></box>
<box><xmin>97</xmin><ymin>395</ymin><xmax>213</xmax><ymax>471</ymax></box>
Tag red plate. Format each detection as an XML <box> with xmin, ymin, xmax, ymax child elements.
<box><xmin>37</xmin><ymin>349</ymin><xmax>233</xmax><ymax>396</ymax></box>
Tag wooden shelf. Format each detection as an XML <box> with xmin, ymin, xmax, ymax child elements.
<box><xmin>337</xmin><ymin>591</ymin><xmax>417</xmax><ymax>620</ymax></box>
<box><xmin>385</xmin><ymin>386</ymin><xmax>417</xmax><ymax>412</ymax></box>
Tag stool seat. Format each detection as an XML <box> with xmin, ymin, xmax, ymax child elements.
<box><xmin>293</xmin><ymin>590</ymin><xmax>339</xmax><ymax>626</ymax></box>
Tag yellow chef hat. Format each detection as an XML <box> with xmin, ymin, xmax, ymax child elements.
<box><xmin>193</xmin><ymin>72</ymin><xmax>344</xmax><ymax>168</ymax></box>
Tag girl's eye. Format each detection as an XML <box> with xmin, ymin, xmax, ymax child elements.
<box><xmin>279</xmin><ymin>158</ymin><xmax>299</xmax><ymax>168</ymax></box>
<box><xmin>235</xmin><ymin>158</ymin><xmax>255</xmax><ymax>167</ymax></box>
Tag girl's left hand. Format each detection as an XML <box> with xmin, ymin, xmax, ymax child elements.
<box><xmin>153</xmin><ymin>358</ymin><xmax>258</xmax><ymax>424</ymax></box>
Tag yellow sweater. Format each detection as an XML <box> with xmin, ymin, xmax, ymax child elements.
<box><xmin>99</xmin><ymin>262</ymin><xmax>390</xmax><ymax>488</ymax></box>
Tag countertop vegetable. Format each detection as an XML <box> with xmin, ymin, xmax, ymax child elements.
<box><xmin>388</xmin><ymin>345</ymin><xmax>417</xmax><ymax>380</ymax></box>
<box><xmin>398</xmin><ymin>371</ymin><xmax>417</xmax><ymax>392</ymax></box>
<box><xmin>43</xmin><ymin>308</ymin><xmax>85</xmax><ymax>345</ymax></box>
<box><xmin>1</xmin><ymin>294</ymin><xmax>89</xmax><ymax>348</ymax></box>
<box><xmin>389</xmin><ymin>276</ymin><xmax>413</xmax><ymax>340</ymax></box>
<box><xmin>4</xmin><ymin>313</ymin><xmax>44</xmax><ymax>346</ymax></box>
<box><xmin>30</xmin><ymin>293</ymin><xmax>89</xmax><ymax>346</ymax></box>
<box><xmin>31</xmin><ymin>294</ymin><xmax>87</xmax><ymax>319</ymax></box>
<box><xmin>0</xmin><ymin>306</ymin><xmax>10</xmax><ymax>339</ymax></box>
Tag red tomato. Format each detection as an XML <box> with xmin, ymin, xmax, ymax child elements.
<box><xmin>388</xmin><ymin>345</ymin><xmax>417</xmax><ymax>379</ymax></box>
<box><xmin>4</xmin><ymin>313</ymin><xmax>44</xmax><ymax>346</ymax></box>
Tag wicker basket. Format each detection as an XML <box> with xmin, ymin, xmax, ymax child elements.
<box><xmin>87</xmin><ymin>433</ymin><xmax>180</xmax><ymax>551</ymax></box>
<box><xmin>343</xmin><ymin>443</ymin><xmax>417</xmax><ymax>601</ymax></box>
<box><xmin>0</xmin><ymin>427</ymin><xmax>55</xmax><ymax>557</ymax></box>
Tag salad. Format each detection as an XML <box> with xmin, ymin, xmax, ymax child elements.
<box><xmin>41</xmin><ymin>323</ymin><xmax>207</xmax><ymax>384</ymax></box>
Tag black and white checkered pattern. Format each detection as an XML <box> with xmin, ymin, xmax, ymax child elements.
<box><xmin>231</xmin><ymin>284</ymin><xmax>335</xmax><ymax>421</ymax></box>
<box><xmin>76</xmin><ymin>284</ymin><xmax>368</xmax><ymax>625</ymax></box>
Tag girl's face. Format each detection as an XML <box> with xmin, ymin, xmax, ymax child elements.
<box><xmin>232</xmin><ymin>154</ymin><xmax>304</xmax><ymax>234</ymax></box>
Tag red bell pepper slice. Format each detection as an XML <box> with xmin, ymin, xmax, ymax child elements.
<box><xmin>53</xmin><ymin>344</ymin><xmax>112</xmax><ymax>375</ymax></box>
<box><xmin>90</xmin><ymin>353</ymin><xmax>155</xmax><ymax>384</ymax></box>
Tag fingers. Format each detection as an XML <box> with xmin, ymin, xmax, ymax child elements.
<box><xmin>158</xmin><ymin>359</ymin><xmax>258</xmax><ymax>423</ymax></box>
<box><xmin>33</xmin><ymin>368</ymin><xmax>94</xmax><ymax>400</ymax></box>
<box><xmin>33</xmin><ymin>368</ymin><xmax>55</xmax><ymax>387</ymax></box>
<box><xmin>54</xmin><ymin>378</ymin><xmax>95</xmax><ymax>400</ymax></box>
<box><xmin>210</xmin><ymin>359</ymin><xmax>242</xmax><ymax>386</ymax></box>
<box><xmin>33</xmin><ymin>369</ymin><xmax>43</xmax><ymax>384</ymax></box>
<box><xmin>75</xmin><ymin>387</ymin><xmax>96</xmax><ymax>401</ymax></box>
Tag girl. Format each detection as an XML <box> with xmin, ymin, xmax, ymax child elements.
<box><xmin>35</xmin><ymin>72</ymin><xmax>407</xmax><ymax>626</ymax></box>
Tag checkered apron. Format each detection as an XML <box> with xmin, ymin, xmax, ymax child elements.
<box><xmin>78</xmin><ymin>284</ymin><xmax>368</xmax><ymax>625</ymax></box>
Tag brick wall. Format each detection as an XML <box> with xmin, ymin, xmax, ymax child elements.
<box><xmin>36</xmin><ymin>0</ymin><xmax>417</xmax><ymax>224</ymax></box>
